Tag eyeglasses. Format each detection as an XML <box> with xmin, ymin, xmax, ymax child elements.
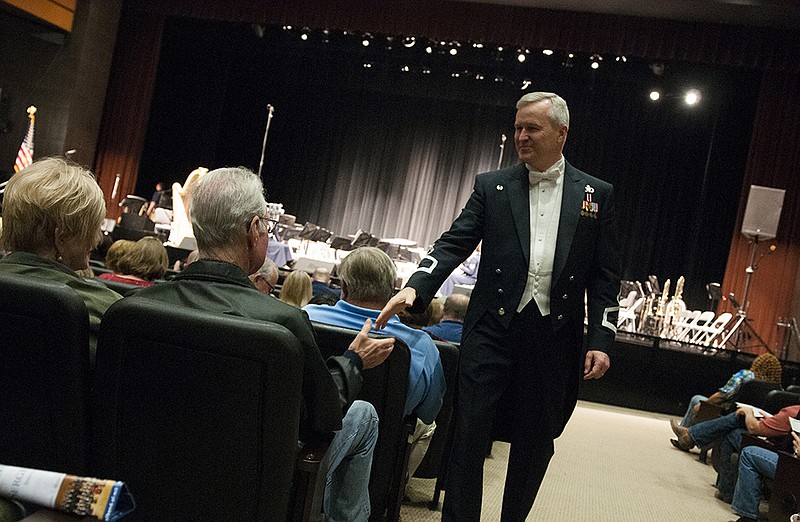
<box><xmin>255</xmin><ymin>215</ymin><xmax>278</xmax><ymax>234</ymax></box>
<box><xmin>263</xmin><ymin>280</ymin><xmax>275</xmax><ymax>294</ymax></box>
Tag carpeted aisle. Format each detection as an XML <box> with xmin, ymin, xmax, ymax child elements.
<box><xmin>402</xmin><ymin>401</ymin><xmax>748</xmax><ymax>521</ymax></box>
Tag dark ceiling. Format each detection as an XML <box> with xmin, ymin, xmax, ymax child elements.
<box><xmin>462</xmin><ymin>0</ymin><xmax>800</xmax><ymax>29</ymax></box>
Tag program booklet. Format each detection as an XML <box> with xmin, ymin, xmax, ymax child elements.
<box><xmin>789</xmin><ymin>416</ymin><xmax>800</xmax><ymax>434</ymax></box>
<box><xmin>0</xmin><ymin>465</ymin><xmax>135</xmax><ymax>521</ymax></box>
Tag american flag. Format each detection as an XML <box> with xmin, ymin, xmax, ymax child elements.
<box><xmin>13</xmin><ymin>106</ymin><xmax>36</xmax><ymax>172</ymax></box>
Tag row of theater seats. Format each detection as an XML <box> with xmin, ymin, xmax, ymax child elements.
<box><xmin>693</xmin><ymin>380</ymin><xmax>800</xmax><ymax>521</ymax></box>
<box><xmin>0</xmin><ymin>272</ymin><xmax>460</xmax><ymax>522</ymax></box>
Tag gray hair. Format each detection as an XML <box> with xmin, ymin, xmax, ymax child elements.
<box><xmin>188</xmin><ymin>167</ymin><xmax>267</xmax><ymax>251</ymax></box>
<box><xmin>516</xmin><ymin>92</ymin><xmax>570</xmax><ymax>128</ymax></box>
<box><xmin>338</xmin><ymin>247</ymin><xmax>396</xmax><ymax>305</ymax></box>
<box><xmin>253</xmin><ymin>257</ymin><xmax>279</xmax><ymax>281</ymax></box>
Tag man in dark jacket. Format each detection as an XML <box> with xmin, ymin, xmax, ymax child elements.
<box><xmin>137</xmin><ymin>167</ymin><xmax>393</xmax><ymax>522</ymax></box>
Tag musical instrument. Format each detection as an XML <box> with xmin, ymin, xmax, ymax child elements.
<box><xmin>662</xmin><ymin>276</ymin><xmax>687</xmax><ymax>338</ymax></box>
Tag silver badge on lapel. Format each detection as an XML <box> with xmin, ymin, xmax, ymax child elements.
<box><xmin>584</xmin><ymin>184</ymin><xmax>595</xmax><ymax>193</ymax></box>
<box><xmin>496</xmin><ymin>184</ymin><xmax>504</xmax><ymax>191</ymax></box>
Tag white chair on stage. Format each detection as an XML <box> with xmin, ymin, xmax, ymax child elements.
<box><xmin>694</xmin><ymin>312</ymin><xmax>733</xmax><ymax>347</ymax></box>
<box><xmin>687</xmin><ymin>310</ymin><xmax>717</xmax><ymax>345</ymax></box>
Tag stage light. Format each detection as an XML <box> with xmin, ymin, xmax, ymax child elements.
<box><xmin>568</xmin><ymin>53</ymin><xmax>574</xmax><ymax>58</ymax></box>
<box><xmin>517</xmin><ymin>53</ymin><xmax>526</xmax><ymax>63</ymax></box>
<box><xmin>450</xmin><ymin>48</ymin><xmax>458</xmax><ymax>56</ymax></box>
<box><xmin>282</xmin><ymin>25</ymin><xmax>292</xmax><ymax>30</ymax></box>
<box><xmin>452</xmin><ymin>72</ymin><xmax>461</xmax><ymax>78</ymax></box>
<box><xmin>590</xmin><ymin>54</ymin><xmax>603</xmax><ymax>69</ymax></box>
<box><xmin>615</xmin><ymin>55</ymin><xmax>627</xmax><ymax>62</ymax></box>
<box><xmin>591</xmin><ymin>61</ymin><xmax>599</xmax><ymax>69</ymax></box>
<box><xmin>475</xmin><ymin>74</ymin><xmax>485</xmax><ymax>80</ymax></box>
<box><xmin>362</xmin><ymin>39</ymin><xmax>370</xmax><ymax>47</ymax></box>
<box><xmin>521</xmin><ymin>79</ymin><xmax>531</xmax><ymax>90</ymax></box>
<box><xmin>422</xmin><ymin>68</ymin><xmax>431</xmax><ymax>74</ymax></box>
<box><xmin>403</xmin><ymin>36</ymin><xmax>416</xmax><ymax>48</ymax></box>
<box><xmin>497</xmin><ymin>46</ymin><xmax>504</xmax><ymax>52</ymax></box>
<box><xmin>684</xmin><ymin>89</ymin><xmax>701</xmax><ymax>105</ymax></box>
<box><xmin>649</xmin><ymin>90</ymin><xmax>661</xmax><ymax>101</ymax></box>
<box><xmin>473</xmin><ymin>43</ymin><xmax>484</xmax><ymax>48</ymax></box>
<box><xmin>542</xmin><ymin>49</ymin><xmax>554</xmax><ymax>56</ymax></box>
<box><xmin>401</xmin><ymin>65</ymin><xmax>410</xmax><ymax>72</ymax></box>
<box><xmin>363</xmin><ymin>63</ymin><xmax>372</xmax><ymax>68</ymax></box>
<box><xmin>425</xmin><ymin>46</ymin><xmax>433</xmax><ymax>54</ymax></box>
<box><xmin>300</xmin><ymin>33</ymin><xmax>308</xmax><ymax>41</ymax></box>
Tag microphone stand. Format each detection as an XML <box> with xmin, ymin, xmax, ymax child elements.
<box><xmin>257</xmin><ymin>104</ymin><xmax>275</xmax><ymax>180</ymax></box>
<box><xmin>497</xmin><ymin>134</ymin><xmax>507</xmax><ymax>170</ymax></box>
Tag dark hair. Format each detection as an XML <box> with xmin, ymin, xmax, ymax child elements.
<box><xmin>308</xmin><ymin>293</ymin><xmax>338</xmax><ymax>306</ymax></box>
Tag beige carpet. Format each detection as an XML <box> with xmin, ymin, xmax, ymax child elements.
<box><xmin>402</xmin><ymin>401</ymin><xmax>753</xmax><ymax>521</ymax></box>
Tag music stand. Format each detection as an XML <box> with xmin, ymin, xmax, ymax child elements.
<box><xmin>720</xmin><ymin>185</ymin><xmax>785</xmax><ymax>352</ymax></box>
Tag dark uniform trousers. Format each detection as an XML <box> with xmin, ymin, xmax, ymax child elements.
<box><xmin>442</xmin><ymin>300</ymin><xmax>578</xmax><ymax>522</ymax></box>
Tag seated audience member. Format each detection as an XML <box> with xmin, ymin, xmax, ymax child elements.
<box><xmin>429</xmin><ymin>299</ymin><xmax>443</xmax><ymax>326</ymax></box>
<box><xmin>312</xmin><ymin>267</ymin><xmax>342</xmax><ymax>300</ymax></box>
<box><xmin>104</xmin><ymin>239</ymin><xmax>135</xmax><ymax>273</ymax></box>
<box><xmin>673</xmin><ymin>353</ymin><xmax>782</xmax><ymax>429</ymax></box>
<box><xmin>423</xmin><ymin>294</ymin><xmax>469</xmax><ymax>343</ymax></box>
<box><xmin>304</xmin><ymin>246</ymin><xmax>446</xmax><ymax>480</ymax></box>
<box><xmin>135</xmin><ymin>167</ymin><xmax>393</xmax><ymax>521</ymax></box>
<box><xmin>670</xmin><ymin>402</ymin><xmax>800</xmax><ymax>503</ymax></box>
<box><xmin>397</xmin><ymin>304</ymin><xmax>433</xmax><ymax>330</ymax></box>
<box><xmin>99</xmin><ymin>236</ymin><xmax>168</xmax><ymax>287</ymax></box>
<box><xmin>308</xmin><ymin>293</ymin><xmax>338</xmax><ymax>306</ymax></box>
<box><xmin>250</xmin><ymin>257</ymin><xmax>279</xmax><ymax>296</ymax></box>
<box><xmin>437</xmin><ymin>242</ymin><xmax>480</xmax><ymax>297</ymax></box>
<box><xmin>730</xmin><ymin>432</ymin><xmax>800</xmax><ymax>522</ymax></box>
<box><xmin>280</xmin><ymin>269</ymin><xmax>313</xmax><ymax>307</ymax></box>
<box><xmin>0</xmin><ymin>157</ymin><xmax>121</xmax><ymax>360</ymax></box>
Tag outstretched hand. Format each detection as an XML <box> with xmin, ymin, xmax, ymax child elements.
<box><xmin>375</xmin><ymin>287</ymin><xmax>417</xmax><ymax>330</ymax></box>
<box><xmin>347</xmin><ymin>318</ymin><xmax>394</xmax><ymax>370</ymax></box>
<box><xmin>583</xmin><ymin>350</ymin><xmax>610</xmax><ymax>380</ymax></box>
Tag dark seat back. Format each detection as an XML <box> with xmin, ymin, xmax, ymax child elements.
<box><xmin>311</xmin><ymin>322</ymin><xmax>411</xmax><ymax>521</ymax></box>
<box><xmin>412</xmin><ymin>341</ymin><xmax>459</xmax><ymax>505</ymax></box>
<box><xmin>0</xmin><ymin>272</ymin><xmax>92</xmax><ymax>474</ymax></box>
<box><xmin>763</xmin><ymin>389</ymin><xmax>800</xmax><ymax>414</ymax></box>
<box><xmin>93</xmin><ymin>297</ymin><xmax>304</xmax><ymax>521</ymax></box>
<box><xmin>733</xmin><ymin>379</ymin><xmax>783</xmax><ymax>409</ymax></box>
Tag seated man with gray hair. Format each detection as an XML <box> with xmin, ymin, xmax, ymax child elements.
<box><xmin>305</xmin><ymin>246</ymin><xmax>446</xmax><ymax>480</ymax></box>
<box><xmin>136</xmin><ymin>167</ymin><xmax>393</xmax><ymax>522</ymax></box>
<box><xmin>250</xmin><ymin>257</ymin><xmax>279</xmax><ymax>296</ymax></box>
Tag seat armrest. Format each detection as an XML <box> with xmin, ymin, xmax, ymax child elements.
<box><xmin>741</xmin><ymin>432</ymin><xmax>778</xmax><ymax>452</ymax></box>
<box><xmin>695</xmin><ymin>400</ymin><xmax>724</xmax><ymax>423</ymax></box>
<box><xmin>291</xmin><ymin>441</ymin><xmax>330</xmax><ymax>522</ymax></box>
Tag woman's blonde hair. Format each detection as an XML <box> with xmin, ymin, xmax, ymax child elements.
<box><xmin>0</xmin><ymin>157</ymin><xmax>105</xmax><ymax>254</ymax></box>
<box><xmin>279</xmin><ymin>270</ymin><xmax>312</xmax><ymax>308</ymax></box>
<box><xmin>117</xmin><ymin>236</ymin><xmax>168</xmax><ymax>281</ymax></box>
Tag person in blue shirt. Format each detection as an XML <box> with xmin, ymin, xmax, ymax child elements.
<box><xmin>305</xmin><ymin>246</ymin><xmax>446</xmax><ymax>479</ymax></box>
<box><xmin>424</xmin><ymin>294</ymin><xmax>469</xmax><ymax>344</ymax></box>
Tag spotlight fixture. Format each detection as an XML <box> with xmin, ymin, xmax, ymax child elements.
<box><xmin>542</xmin><ymin>49</ymin><xmax>554</xmax><ymax>56</ymax></box>
<box><xmin>521</xmin><ymin>79</ymin><xmax>531</xmax><ymax>90</ymax></box>
<box><xmin>568</xmin><ymin>53</ymin><xmax>574</xmax><ymax>58</ymax></box>
<box><xmin>403</xmin><ymin>36</ymin><xmax>416</xmax><ymax>48</ymax></box>
<box><xmin>451</xmin><ymin>72</ymin><xmax>461</xmax><ymax>78</ymax></box>
<box><xmin>590</xmin><ymin>54</ymin><xmax>603</xmax><ymax>69</ymax></box>
<box><xmin>684</xmin><ymin>89</ymin><xmax>701</xmax><ymax>105</ymax></box>
<box><xmin>517</xmin><ymin>53</ymin><xmax>526</xmax><ymax>63</ymax></box>
<box><xmin>425</xmin><ymin>46</ymin><xmax>433</xmax><ymax>54</ymax></box>
<box><xmin>422</xmin><ymin>68</ymin><xmax>431</xmax><ymax>74</ymax></box>
<box><xmin>473</xmin><ymin>43</ymin><xmax>484</xmax><ymax>49</ymax></box>
<box><xmin>649</xmin><ymin>90</ymin><xmax>661</xmax><ymax>101</ymax></box>
<box><xmin>282</xmin><ymin>25</ymin><xmax>292</xmax><ymax>30</ymax></box>
<box><xmin>450</xmin><ymin>48</ymin><xmax>458</xmax><ymax>56</ymax></box>
<box><xmin>615</xmin><ymin>55</ymin><xmax>627</xmax><ymax>62</ymax></box>
<box><xmin>497</xmin><ymin>46</ymin><xmax>504</xmax><ymax>52</ymax></box>
<box><xmin>362</xmin><ymin>38</ymin><xmax>370</xmax><ymax>47</ymax></box>
<box><xmin>300</xmin><ymin>33</ymin><xmax>308</xmax><ymax>41</ymax></box>
<box><xmin>591</xmin><ymin>61</ymin><xmax>599</xmax><ymax>69</ymax></box>
<box><xmin>475</xmin><ymin>74</ymin><xmax>485</xmax><ymax>80</ymax></box>
<box><xmin>363</xmin><ymin>63</ymin><xmax>372</xmax><ymax>68</ymax></box>
<box><xmin>401</xmin><ymin>65</ymin><xmax>410</xmax><ymax>72</ymax></box>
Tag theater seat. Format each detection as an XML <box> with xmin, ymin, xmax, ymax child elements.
<box><xmin>93</xmin><ymin>297</ymin><xmax>306</xmax><ymax>521</ymax></box>
<box><xmin>311</xmin><ymin>322</ymin><xmax>412</xmax><ymax>522</ymax></box>
<box><xmin>412</xmin><ymin>341</ymin><xmax>459</xmax><ymax>510</ymax></box>
<box><xmin>0</xmin><ymin>272</ymin><xmax>92</xmax><ymax>475</ymax></box>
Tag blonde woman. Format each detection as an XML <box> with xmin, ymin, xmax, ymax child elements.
<box><xmin>279</xmin><ymin>269</ymin><xmax>312</xmax><ymax>307</ymax></box>
<box><xmin>0</xmin><ymin>157</ymin><xmax>121</xmax><ymax>358</ymax></box>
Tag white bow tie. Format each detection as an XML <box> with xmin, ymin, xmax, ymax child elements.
<box><xmin>528</xmin><ymin>168</ymin><xmax>560</xmax><ymax>186</ymax></box>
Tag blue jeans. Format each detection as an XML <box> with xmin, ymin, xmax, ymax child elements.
<box><xmin>324</xmin><ymin>400</ymin><xmax>379</xmax><ymax>522</ymax></box>
<box><xmin>688</xmin><ymin>412</ymin><xmax>746</xmax><ymax>500</ymax></box>
<box><xmin>731</xmin><ymin>445</ymin><xmax>778</xmax><ymax>520</ymax></box>
<box><xmin>680</xmin><ymin>394</ymin><xmax>708</xmax><ymax>427</ymax></box>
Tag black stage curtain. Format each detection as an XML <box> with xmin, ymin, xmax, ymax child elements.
<box><xmin>138</xmin><ymin>19</ymin><xmax>759</xmax><ymax>310</ymax></box>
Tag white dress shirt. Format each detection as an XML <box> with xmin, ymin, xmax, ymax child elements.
<box><xmin>517</xmin><ymin>156</ymin><xmax>565</xmax><ymax>315</ymax></box>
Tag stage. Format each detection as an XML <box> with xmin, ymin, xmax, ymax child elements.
<box><xmin>578</xmin><ymin>333</ymin><xmax>800</xmax><ymax>416</ymax></box>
